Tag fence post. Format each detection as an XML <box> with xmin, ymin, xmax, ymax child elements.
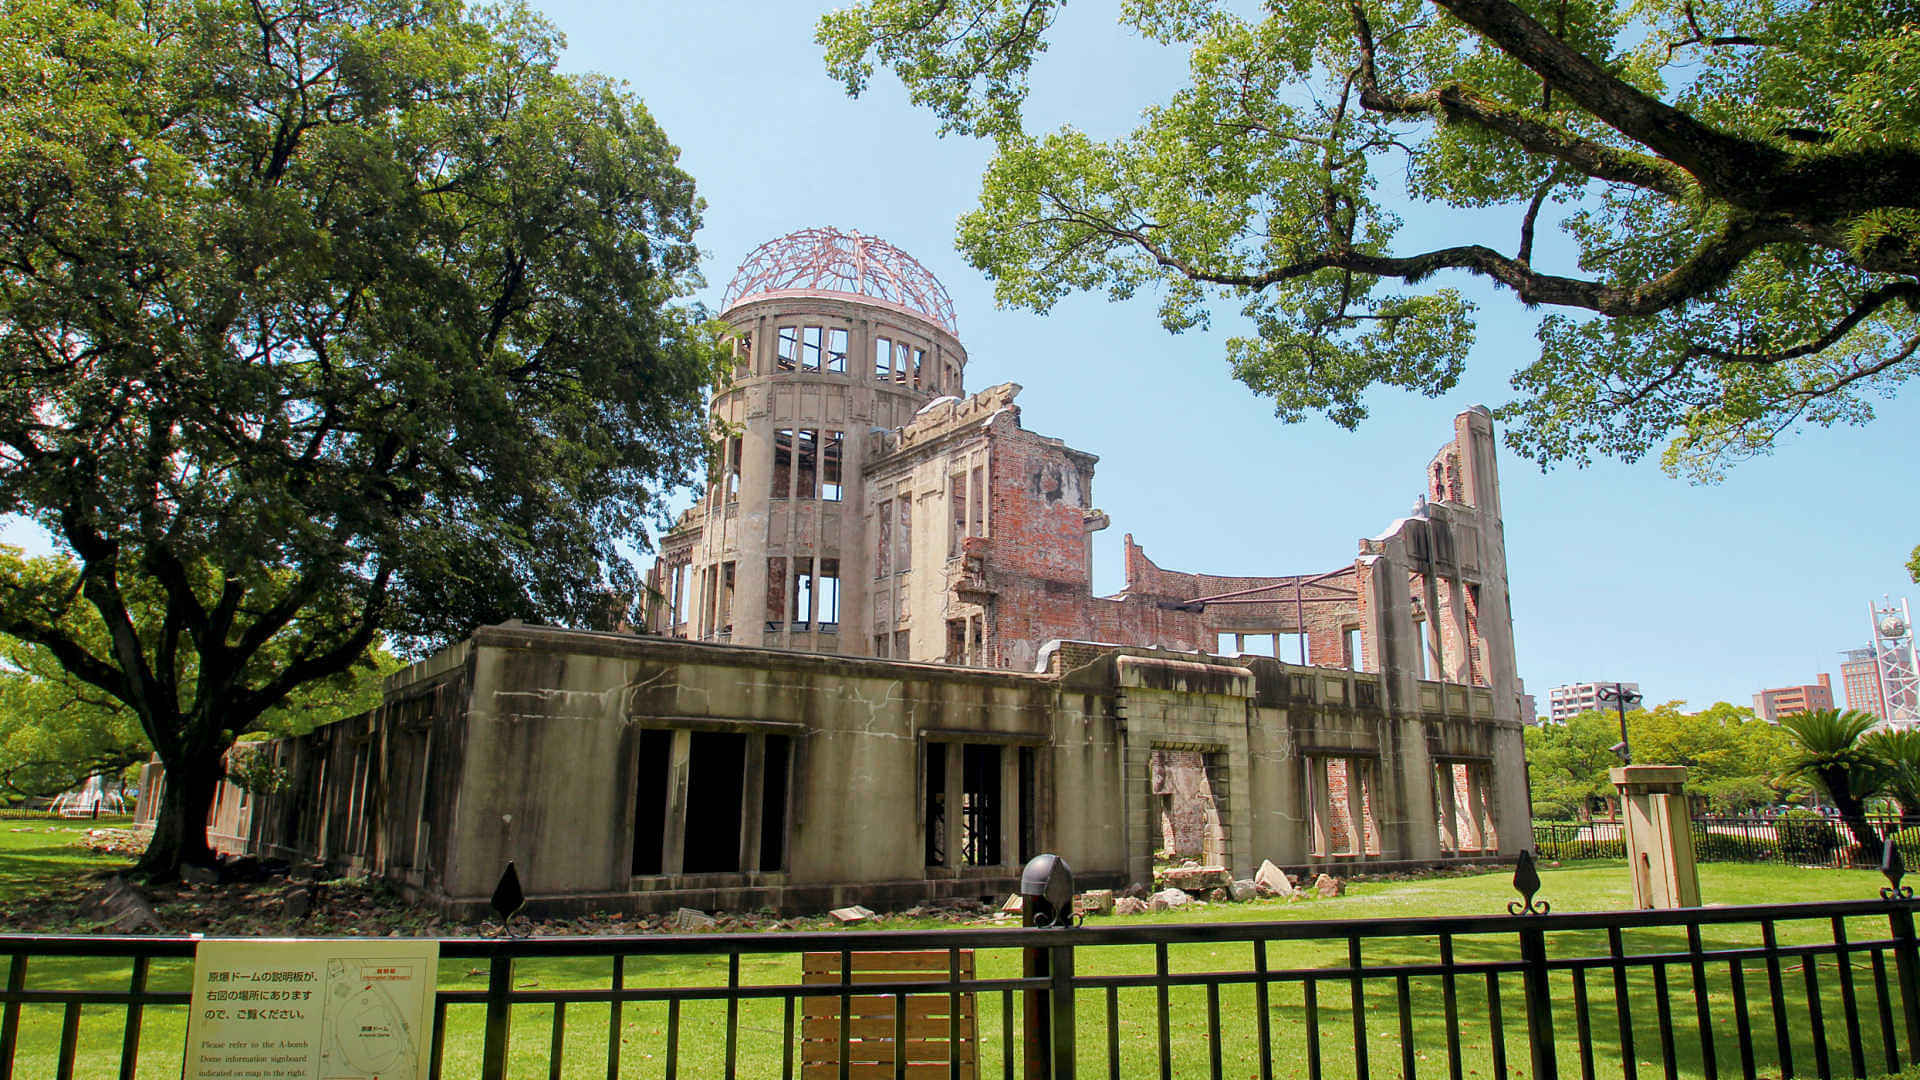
<box><xmin>1049</xmin><ymin>942</ymin><xmax>1076</xmax><ymax>1080</ymax></box>
<box><xmin>1519</xmin><ymin>923</ymin><xmax>1559</xmax><ymax>1080</ymax></box>
<box><xmin>1890</xmin><ymin>904</ymin><xmax>1920</xmax><ymax>1064</ymax></box>
<box><xmin>481</xmin><ymin>949</ymin><xmax>514</xmax><ymax>1080</ymax></box>
<box><xmin>1023</xmin><ymin>935</ymin><xmax>1049</xmax><ymax>1080</ymax></box>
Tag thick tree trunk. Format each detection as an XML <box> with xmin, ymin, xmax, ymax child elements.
<box><xmin>136</xmin><ymin>752</ymin><xmax>221</xmax><ymax>878</ymax></box>
<box><xmin>1830</xmin><ymin>789</ymin><xmax>1884</xmax><ymax>864</ymax></box>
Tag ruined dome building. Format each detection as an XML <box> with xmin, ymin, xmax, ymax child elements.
<box><xmin>180</xmin><ymin>228</ymin><xmax>1530</xmax><ymax>917</ymax></box>
<box><xmin>647</xmin><ymin>227</ymin><xmax>1518</xmax><ymax>693</ymax></box>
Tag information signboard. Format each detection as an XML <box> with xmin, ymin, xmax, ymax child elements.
<box><xmin>185</xmin><ymin>938</ymin><xmax>439</xmax><ymax>1080</ymax></box>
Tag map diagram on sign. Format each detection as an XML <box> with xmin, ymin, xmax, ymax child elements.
<box><xmin>319</xmin><ymin>957</ymin><xmax>423</xmax><ymax>1080</ymax></box>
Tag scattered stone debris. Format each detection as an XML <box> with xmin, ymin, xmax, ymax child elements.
<box><xmin>999</xmin><ymin>893</ymin><xmax>1025</xmax><ymax>914</ymax></box>
<box><xmin>1113</xmin><ymin>896</ymin><xmax>1149</xmax><ymax>916</ymax></box>
<box><xmin>1229</xmin><ymin>879</ymin><xmax>1258</xmax><ymax>903</ymax></box>
<box><xmin>1118</xmin><ymin>881</ymin><xmax>1148</xmax><ymax>900</ymax></box>
<box><xmin>673</xmin><ymin>908</ymin><xmax>718</xmax><ymax>931</ymax></box>
<box><xmin>1148</xmin><ymin>888</ymin><xmax>1192</xmax><ymax>912</ymax></box>
<box><xmin>281</xmin><ymin>885</ymin><xmax>315</xmax><ymax>920</ymax></box>
<box><xmin>81</xmin><ymin>877</ymin><xmax>160</xmax><ymax>933</ymax></box>
<box><xmin>829</xmin><ymin>905</ymin><xmax>876</xmax><ymax>925</ymax></box>
<box><xmin>1314</xmin><ymin>874</ymin><xmax>1346</xmax><ymax>898</ymax></box>
<box><xmin>1075</xmin><ymin>889</ymin><xmax>1114</xmax><ymax>916</ymax></box>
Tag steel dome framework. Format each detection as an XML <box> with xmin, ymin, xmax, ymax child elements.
<box><xmin>720</xmin><ymin>227</ymin><xmax>958</xmax><ymax>335</ymax></box>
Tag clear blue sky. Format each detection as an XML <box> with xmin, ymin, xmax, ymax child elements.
<box><xmin>6</xmin><ymin>0</ymin><xmax>1915</xmax><ymax>713</ymax></box>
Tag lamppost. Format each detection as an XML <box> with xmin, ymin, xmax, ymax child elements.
<box><xmin>1597</xmin><ymin>682</ymin><xmax>1642</xmax><ymax>764</ymax></box>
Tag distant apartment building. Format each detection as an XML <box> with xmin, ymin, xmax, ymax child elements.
<box><xmin>1841</xmin><ymin>648</ymin><xmax>1888</xmax><ymax>722</ymax></box>
<box><xmin>1520</xmin><ymin>691</ymin><xmax>1539</xmax><ymax>724</ymax></box>
<box><xmin>1548</xmin><ymin>681</ymin><xmax>1641</xmax><ymax>723</ymax></box>
<box><xmin>1752</xmin><ymin>674</ymin><xmax>1834</xmax><ymax>723</ymax></box>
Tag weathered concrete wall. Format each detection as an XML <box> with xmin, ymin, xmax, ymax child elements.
<box><xmin>220</xmin><ymin>626</ymin><xmax>1527</xmax><ymax>918</ymax></box>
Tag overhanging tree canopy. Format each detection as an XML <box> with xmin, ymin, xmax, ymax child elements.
<box><xmin>0</xmin><ymin>0</ymin><xmax>721</xmax><ymax>874</ymax></box>
<box><xmin>819</xmin><ymin>0</ymin><xmax>1920</xmax><ymax>479</ymax></box>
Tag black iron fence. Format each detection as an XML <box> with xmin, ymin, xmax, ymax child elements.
<box><xmin>4</xmin><ymin>892</ymin><xmax>1920</xmax><ymax>1080</ymax></box>
<box><xmin>1534</xmin><ymin>816</ymin><xmax>1920</xmax><ymax>869</ymax></box>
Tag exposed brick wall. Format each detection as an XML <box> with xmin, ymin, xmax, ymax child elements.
<box><xmin>1122</xmin><ymin>537</ymin><xmax>1363</xmax><ymax>666</ymax></box>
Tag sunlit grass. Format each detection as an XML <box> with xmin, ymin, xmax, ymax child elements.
<box><xmin>2</xmin><ymin>859</ymin><xmax>1908</xmax><ymax>1078</ymax></box>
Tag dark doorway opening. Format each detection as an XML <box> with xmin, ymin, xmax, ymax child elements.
<box><xmin>632</xmin><ymin>729</ymin><xmax>672</xmax><ymax>875</ymax></box>
<box><xmin>683</xmin><ymin>732</ymin><xmax>746</xmax><ymax>873</ymax></box>
<box><xmin>961</xmin><ymin>745</ymin><xmax>1002</xmax><ymax>867</ymax></box>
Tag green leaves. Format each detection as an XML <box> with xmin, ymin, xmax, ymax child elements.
<box><xmin>820</xmin><ymin>0</ymin><xmax>1920</xmax><ymax>476</ymax></box>
<box><xmin>0</xmin><ymin>0</ymin><xmax>718</xmax><ymax>871</ymax></box>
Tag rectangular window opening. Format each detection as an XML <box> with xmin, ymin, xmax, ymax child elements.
<box><xmin>772</xmin><ymin>429</ymin><xmax>793</xmax><ymax>499</ymax></box>
<box><xmin>961</xmin><ymin>744</ymin><xmax>1002</xmax><ymax>866</ymax></box>
<box><xmin>759</xmin><ymin>735</ymin><xmax>791</xmax><ymax>873</ymax></box>
<box><xmin>725</xmin><ymin>435</ymin><xmax>741</xmax><ymax>499</ymax></box>
<box><xmin>876</xmin><ymin>499</ymin><xmax>893</xmax><ymax>577</ymax></box>
<box><xmin>792</xmin><ymin>560</ymin><xmax>814</xmax><ymax>628</ymax></box>
<box><xmin>949</xmin><ymin>474</ymin><xmax>966</xmax><ymax>558</ymax></box>
<box><xmin>818</xmin><ymin>558</ymin><xmax>840</xmax><ymax>628</ymax></box>
<box><xmin>776</xmin><ymin>327</ymin><xmax>798</xmax><ymax>372</ymax></box>
<box><xmin>912</xmin><ymin>347</ymin><xmax>927</xmax><ymax>391</ymax></box>
<box><xmin>682</xmin><ymin>732</ymin><xmax>746</xmax><ymax>874</ymax></box>
<box><xmin>894</xmin><ymin>342</ymin><xmax>910</xmax><ymax>385</ymax></box>
<box><xmin>969</xmin><ymin>466</ymin><xmax>984</xmax><ymax>537</ymax></box>
<box><xmin>897</xmin><ymin>493</ymin><xmax>912</xmax><ymax>572</ymax></box>
<box><xmin>946</xmin><ymin>618</ymin><xmax>966</xmax><ymax>664</ymax></box>
<box><xmin>826</xmin><ymin>328</ymin><xmax>848</xmax><ymax>373</ymax></box>
<box><xmin>718</xmin><ymin>562</ymin><xmax>735</xmax><ymax>634</ymax></box>
<box><xmin>893</xmin><ymin>629</ymin><xmax>909</xmax><ymax>660</ymax></box>
<box><xmin>801</xmin><ymin>326</ymin><xmax>822</xmax><ymax>371</ymax></box>
<box><xmin>765</xmin><ymin>557</ymin><xmax>786</xmax><ymax>632</ymax></box>
<box><xmin>874</xmin><ymin>633</ymin><xmax>890</xmax><ymax>659</ymax></box>
<box><xmin>821</xmin><ymin>431</ymin><xmax>844</xmax><ymax>501</ymax></box>
<box><xmin>874</xmin><ymin>336</ymin><xmax>893</xmax><ymax>381</ymax></box>
<box><xmin>631</xmin><ymin>729</ymin><xmax>672</xmax><ymax>875</ymax></box>
<box><xmin>795</xmin><ymin>429</ymin><xmax>819</xmax><ymax>499</ymax></box>
<box><xmin>1345</xmin><ymin>627</ymin><xmax>1360</xmax><ymax>670</ymax></box>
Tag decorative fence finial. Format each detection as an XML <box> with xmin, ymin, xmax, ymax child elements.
<box><xmin>1883</xmin><ymin>836</ymin><xmax>1914</xmax><ymax>900</ymax></box>
<box><xmin>1509</xmin><ymin>849</ymin><xmax>1550</xmax><ymax>915</ymax></box>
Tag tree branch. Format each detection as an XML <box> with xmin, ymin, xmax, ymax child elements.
<box><xmin>1349</xmin><ymin>1</ymin><xmax>1692</xmax><ymax>198</ymax></box>
<box><xmin>1688</xmin><ymin>283</ymin><xmax>1920</xmax><ymax>366</ymax></box>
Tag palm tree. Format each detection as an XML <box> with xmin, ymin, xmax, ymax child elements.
<box><xmin>1779</xmin><ymin>709</ymin><xmax>1887</xmax><ymax>858</ymax></box>
<box><xmin>1863</xmin><ymin>728</ymin><xmax>1920</xmax><ymax>827</ymax></box>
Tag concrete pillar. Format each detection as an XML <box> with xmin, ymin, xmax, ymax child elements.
<box><xmin>1612</xmin><ymin>765</ymin><xmax>1701</xmax><ymax>908</ymax></box>
<box><xmin>1309</xmin><ymin>756</ymin><xmax>1332</xmax><ymax>856</ymax></box>
<box><xmin>1344</xmin><ymin>759</ymin><xmax>1367</xmax><ymax>855</ymax></box>
<box><xmin>999</xmin><ymin>746</ymin><xmax>1020</xmax><ymax>868</ymax></box>
<box><xmin>662</xmin><ymin>729</ymin><xmax>692</xmax><ymax>875</ymax></box>
<box><xmin>739</xmin><ymin>735</ymin><xmax>766</xmax><ymax>873</ymax></box>
<box><xmin>1435</xmin><ymin>762</ymin><xmax>1459</xmax><ymax>854</ymax></box>
<box><xmin>1421</xmin><ymin>570</ymin><xmax>1445</xmax><ymax>685</ymax></box>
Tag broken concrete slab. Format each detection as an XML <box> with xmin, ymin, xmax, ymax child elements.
<box><xmin>1255</xmin><ymin>860</ymin><xmax>1295</xmax><ymax>896</ymax></box>
<box><xmin>1158</xmin><ymin>865</ymin><xmax>1230</xmax><ymax>892</ymax></box>
<box><xmin>673</xmin><ymin>907</ymin><xmax>718</xmax><ymax>931</ymax></box>
<box><xmin>830</xmin><ymin>905</ymin><xmax>877</xmax><ymax>924</ymax></box>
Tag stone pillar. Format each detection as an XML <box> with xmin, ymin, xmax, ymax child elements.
<box><xmin>1612</xmin><ymin>765</ymin><xmax>1701</xmax><ymax>909</ymax></box>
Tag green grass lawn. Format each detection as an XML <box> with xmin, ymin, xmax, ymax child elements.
<box><xmin>0</xmin><ymin>815</ymin><xmax>134</xmax><ymax>907</ymax></box>
<box><xmin>0</xmin><ymin>851</ymin><xmax>1908</xmax><ymax>1079</ymax></box>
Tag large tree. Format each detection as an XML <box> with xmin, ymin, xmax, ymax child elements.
<box><xmin>0</xmin><ymin>550</ymin><xmax>397</xmax><ymax>804</ymax></box>
<box><xmin>0</xmin><ymin>0</ymin><xmax>720</xmax><ymax>875</ymax></box>
<box><xmin>819</xmin><ymin>0</ymin><xmax>1920</xmax><ymax>477</ymax></box>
